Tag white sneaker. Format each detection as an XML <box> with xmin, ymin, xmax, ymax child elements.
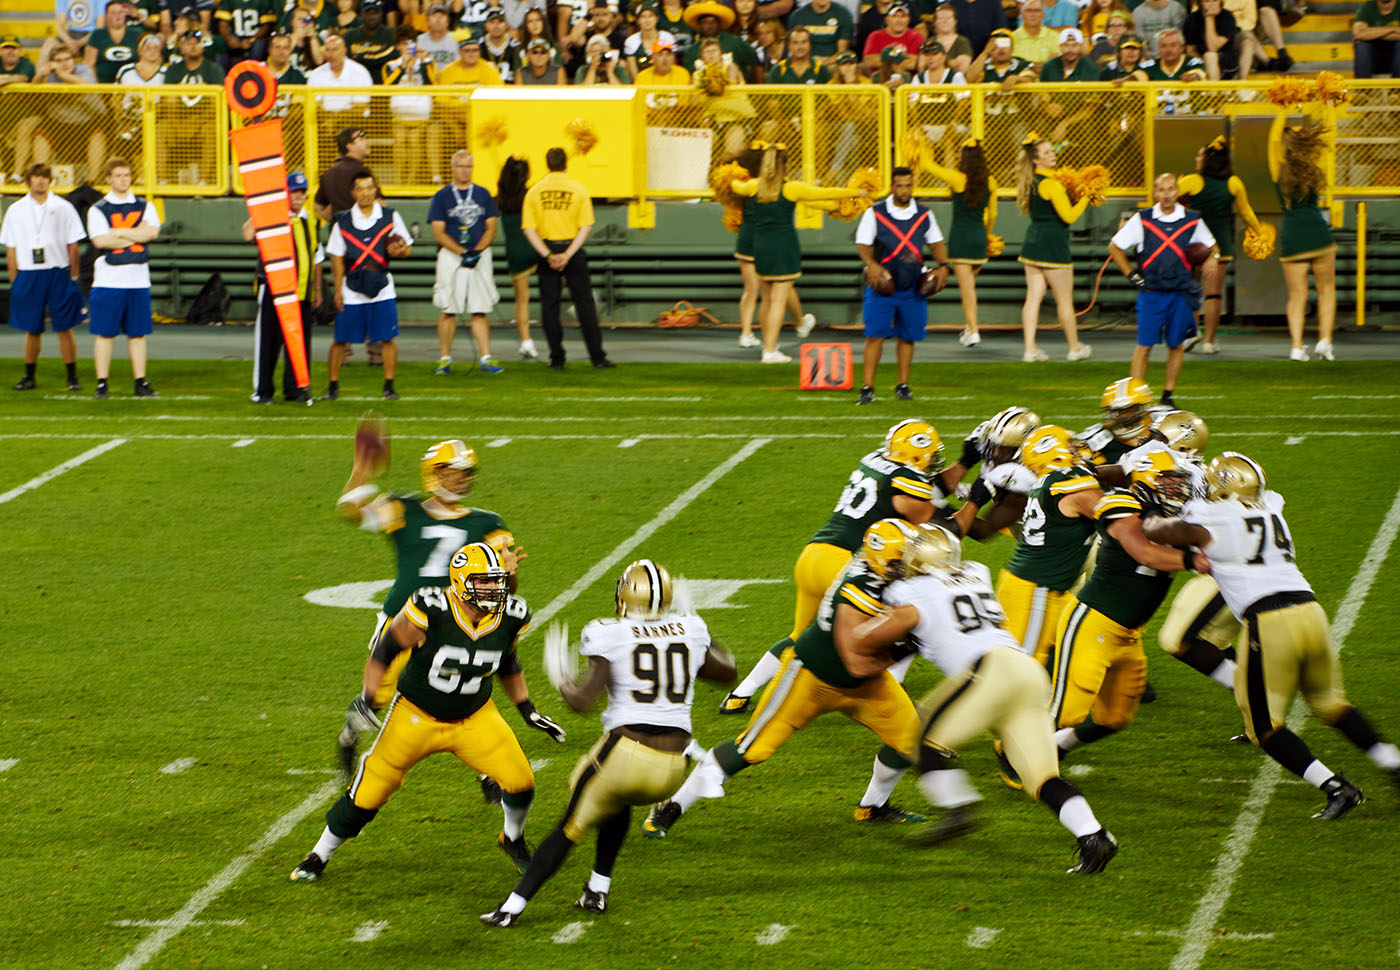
<box><xmin>519</xmin><ymin>340</ymin><xmax>538</xmax><ymax>360</ymax></box>
<box><xmin>1313</xmin><ymin>339</ymin><xmax>1335</xmax><ymax>361</ymax></box>
<box><xmin>1022</xmin><ymin>348</ymin><xmax>1050</xmax><ymax>363</ymax></box>
<box><xmin>796</xmin><ymin>313</ymin><xmax>817</xmax><ymax>338</ymax></box>
<box><xmin>1067</xmin><ymin>344</ymin><xmax>1094</xmax><ymax>361</ymax></box>
<box><xmin>958</xmin><ymin>329</ymin><xmax>981</xmax><ymax>347</ymax></box>
<box><xmin>1200</xmin><ymin>341</ymin><xmax>1219</xmax><ymax>355</ymax></box>
<box><xmin>1289</xmin><ymin>347</ymin><xmax>1310</xmax><ymax>361</ymax></box>
<box><xmin>761</xmin><ymin>350</ymin><xmax>793</xmax><ymax>364</ymax></box>
<box><xmin>737</xmin><ymin>332</ymin><xmax>761</xmax><ymax>348</ymax></box>
<box><xmin>1181</xmin><ymin>335</ymin><xmax>1202</xmax><ymax>353</ymax></box>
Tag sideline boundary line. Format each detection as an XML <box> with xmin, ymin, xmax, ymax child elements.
<box><xmin>1169</xmin><ymin>485</ymin><xmax>1400</xmax><ymax>970</ymax></box>
<box><xmin>109</xmin><ymin>437</ymin><xmax>769</xmax><ymax>970</ymax></box>
<box><xmin>0</xmin><ymin>438</ymin><xmax>127</xmax><ymax>505</ymax></box>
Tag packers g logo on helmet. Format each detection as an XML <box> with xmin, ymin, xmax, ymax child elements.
<box><xmin>862</xmin><ymin>518</ymin><xmax>921</xmax><ymax>580</ymax></box>
<box><xmin>616</xmin><ymin>559</ymin><xmax>674</xmax><ymax>620</ymax></box>
<box><xmin>1204</xmin><ymin>452</ymin><xmax>1266</xmax><ymax>506</ymax></box>
<box><xmin>1101</xmin><ymin>378</ymin><xmax>1155</xmax><ymax>443</ymax></box>
<box><xmin>421</xmin><ymin>440</ymin><xmax>478</xmax><ymax>502</ymax></box>
<box><xmin>985</xmin><ymin>407</ymin><xmax>1042</xmax><ymax>464</ymax></box>
<box><xmin>448</xmin><ymin>542</ymin><xmax>509</xmax><ymax>614</ymax></box>
<box><xmin>904</xmin><ymin>522</ymin><xmax>963</xmax><ymax>576</ymax></box>
<box><xmin>883</xmin><ymin>419</ymin><xmax>945</xmax><ymax>473</ymax></box>
<box><xmin>1152</xmin><ymin>410</ymin><xmax>1209</xmax><ymax>456</ymax></box>
<box><xmin>1017</xmin><ymin>425</ymin><xmax>1076</xmax><ymax>477</ymax></box>
<box><xmin>1129</xmin><ymin>450</ymin><xmax>1192</xmax><ymax>515</ymax></box>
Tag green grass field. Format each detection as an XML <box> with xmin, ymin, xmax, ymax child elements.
<box><xmin>4</xmin><ymin>359</ymin><xmax>1400</xmax><ymax>970</ymax></box>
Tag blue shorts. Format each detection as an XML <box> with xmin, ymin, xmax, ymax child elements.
<box><xmin>862</xmin><ymin>287</ymin><xmax>928</xmax><ymax>343</ymax></box>
<box><xmin>8</xmin><ymin>268</ymin><xmax>84</xmax><ymax>334</ymax></box>
<box><xmin>1136</xmin><ymin>290</ymin><xmax>1197</xmax><ymax>348</ymax></box>
<box><xmin>89</xmin><ymin>287</ymin><xmax>153</xmax><ymax>338</ymax></box>
<box><xmin>334</xmin><ymin>300</ymin><xmax>399</xmax><ymax>344</ymax></box>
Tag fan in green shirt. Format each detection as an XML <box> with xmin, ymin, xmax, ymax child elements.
<box><xmin>0</xmin><ymin>37</ymin><xmax>37</xmax><ymax>86</ymax></box>
<box><xmin>767</xmin><ymin>28</ymin><xmax>832</xmax><ymax>82</ymax></box>
<box><xmin>788</xmin><ymin>0</ymin><xmax>854</xmax><ymax>60</ymax></box>
<box><xmin>216</xmin><ymin>0</ymin><xmax>277</xmax><ymax>60</ymax></box>
<box><xmin>344</xmin><ymin>0</ymin><xmax>397</xmax><ymax>78</ymax></box>
<box><xmin>86</xmin><ymin>2</ymin><xmax>142</xmax><ymax>84</ymax></box>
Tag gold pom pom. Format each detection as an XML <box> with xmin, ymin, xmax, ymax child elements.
<box><xmin>901</xmin><ymin>131</ymin><xmax>930</xmax><ymax>172</ymax></box>
<box><xmin>832</xmin><ymin>167</ymin><xmax>880</xmax><ymax>222</ymax></box>
<box><xmin>1076</xmin><ymin>164</ymin><xmax>1110</xmax><ymax>206</ymax></box>
<box><xmin>1315</xmin><ymin>71</ymin><xmax>1349</xmax><ymax>106</ymax></box>
<box><xmin>1243</xmin><ymin>223</ymin><xmax>1277</xmax><ymax>260</ymax></box>
<box><xmin>474</xmin><ymin>114</ymin><xmax>509</xmax><ymax>149</ymax></box>
<box><xmin>698</xmin><ymin>62</ymin><xmax>728</xmax><ymax>96</ymax></box>
<box><xmin>710</xmin><ymin>161</ymin><xmax>751</xmax><ymax>209</ymax></box>
<box><xmin>564</xmin><ymin>118</ymin><xmax>599</xmax><ymax>156</ymax></box>
<box><xmin>1267</xmin><ymin>76</ymin><xmax>1312</xmax><ymax>109</ymax></box>
<box><xmin>721</xmin><ymin>205</ymin><xmax>744</xmax><ymax>233</ymax></box>
<box><xmin>1054</xmin><ymin>165</ymin><xmax>1083</xmax><ymax>200</ymax></box>
<box><xmin>985</xmin><ymin>233</ymin><xmax>1004</xmax><ymax>258</ymax></box>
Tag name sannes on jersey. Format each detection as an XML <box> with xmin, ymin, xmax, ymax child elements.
<box><xmin>580</xmin><ymin>612</ymin><xmax>712</xmax><ymax>734</ymax></box>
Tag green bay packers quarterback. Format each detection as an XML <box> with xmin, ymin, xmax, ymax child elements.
<box><xmin>1145</xmin><ymin>453</ymin><xmax>1400</xmax><ymax>820</ymax></box>
<box><xmin>481</xmin><ymin>560</ymin><xmax>737</xmax><ymax>927</ymax></box>
<box><xmin>291</xmin><ymin>543</ymin><xmax>565</xmax><ymax>883</ymax></box>
<box><xmin>646</xmin><ymin>519</ymin><xmax>928</xmax><ymax>839</ymax></box>
<box><xmin>335</xmin><ymin>424</ymin><xmax>520</xmax><ymax>779</ymax></box>
<box><xmin>720</xmin><ymin>419</ymin><xmax>948</xmax><ymax>715</ymax></box>
<box><xmin>857</xmin><ymin>523</ymin><xmax>1119</xmax><ymax>874</ymax></box>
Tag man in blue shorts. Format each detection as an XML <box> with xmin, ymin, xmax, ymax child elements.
<box><xmin>2</xmin><ymin>164</ymin><xmax>87</xmax><ymax>392</ymax></box>
<box><xmin>854</xmin><ymin>166</ymin><xmax>948</xmax><ymax>406</ymax></box>
<box><xmin>87</xmin><ymin>157</ymin><xmax>161</xmax><ymax>399</ymax></box>
<box><xmin>326</xmin><ymin>170</ymin><xmax>413</xmax><ymax>401</ymax></box>
<box><xmin>1109</xmin><ymin>172</ymin><xmax>1218</xmax><ymax>409</ymax></box>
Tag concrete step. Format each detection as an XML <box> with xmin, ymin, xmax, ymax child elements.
<box><xmin>1281</xmin><ymin>29</ymin><xmax>1354</xmax><ymax>43</ymax></box>
<box><xmin>0</xmin><ymin>21</ymin><xmax>56</xmax><ymax>39</ymax></box>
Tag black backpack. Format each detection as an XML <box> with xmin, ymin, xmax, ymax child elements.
<box><xmin>65</xmin><ymin>183</ymin><xmax>105</xmax><ymax>293</ymax></box>
<box><xmin>186</xmin><ymin>272</ymin><xmax>231</xmax><ymax>326</ymax></box>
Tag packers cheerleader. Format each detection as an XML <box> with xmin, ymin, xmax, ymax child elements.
<box><xmin>1016</xmin><ymin>135</ymin><xmax>1093</xmax><ymax>364</ymax></box>
<box><xmin>729</xmin><ymin>141</ymin><xmax>867</xmax><ymax>363</ymax></box>
<box><xmin>732</xmin><ymin>148</ymin><xmax>816</xmax><ymax>353</ymax></box>
<box><xmin>1270</xmin><ymin>115</ymin><xmax>1337</xmax><ymax>361</ymax></box>
<box><xmin>922</xmin><ymin>140</ymin><xmax>997</xmax><ymax>348</ymax></box>
<box><xmin>1177</xmin><ymin>136</ymin><xmax>1262</xmax><ymax>355</ymax></box>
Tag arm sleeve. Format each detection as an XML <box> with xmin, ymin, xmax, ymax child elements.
<box><xmin>1039</xmin><ymin>176</ymin><xmax>1087</xmax><ymax>224</ymax></box>
<box><xmin>730</xmin><ymin>179</ymin><xmax>759</xmax><ymax>197</ymax></box>
<box><xmin>391</xmin><ymin>211</ymin><xmax>411</xmax><ymax>239</ymax></box>
<box><xmin>1267</xmin><ymin>112</ymin><xmax>1284</xmax><ymax>183</ymax></box>
<box><xmin>923</xmin><ymin>160</ymin><xmax>968</xmax><ymax>193</ymax></box>
<box><xmin>86</xmin><ymin>205</ymin><xmax>109</xmax><ymax>239</ymax></box>
<box><xmin>326</xmin><ymin>227</ymin><xmax>346</xmax><ymax>257</ymax></box>
<box><xmin>521</xmin><ymin>189</ymin><xmax>539</xmax><ymax>230</ymax></box>
<box><xmin>1228</xmin><ymin>175</ymin><xmax>1262</xmax><ymax>232</ymax></box>
<box><xmin>923</xmin><ymin>211</ymin><xmax>944</xmax><ymax>245</ymax></box>
<box><xmin>783</xmin><ymin>181</ymin><xmax>863</xmax><ymax>202</ymax></box>
<box><xmin>985</xmin><ymin>175</ymin><xmax>998</xmax><ymax>230</ymax></box>
<box><xmin>578</xmin><ymin>191</ymin><xmax>594</xmax><ymax>227</ymax></box>
<box><xmin>1109</xmin><ymin>211</ymin><xmax>1143</xmax><ymax>252</ymax></box>
<box><xmin>66</xmin><ymin>204</ymin><xmax>87</xmax><ymax>243</ymax></box>
<box><xmin>1176</xmin><ymin>173</ymin><xmax>1204</xmax><ymax>196</ymax></box>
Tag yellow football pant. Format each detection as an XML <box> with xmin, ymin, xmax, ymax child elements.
<box><xmin>1236</xmin><ymin>601</ymin><xmax>1348</xmax><ymax>743</ymax></box>
<box><xmin>1158</xmin><ymin>574</ymin><xmax>1241</xmax><ymax>656</ymax></box>
<box><xmin>348</xmin><ymin>694</ymin><xmax>534</xmax><ymax>811</ymax></box>
<box><xmin>561</xmin><ymin>733</ymin><xmax>689</xmax><ymax>842</ymax></box>
<box><xmin>734</xmin><ymin>647</ymin><xmax>921</xmax><ymax>765</ymax></box>
<box><xmin>996</xmin><ymin>569</ymin><xmax>1072</xmax><ymax>666</ymax></box>
<box><xmin>1048</xmin><ymin>596</ymin><xmax>1146</xmax><ymax>731</ymax></box>
<box><xmin>789</xmin><ymin>542</ymin><xmax>853</xmax><ymax>641</ymax></box>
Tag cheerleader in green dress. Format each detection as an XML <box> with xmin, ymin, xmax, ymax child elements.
<box><xmin>1269</xmin><ymin>115</ymin><xmax>1337</xmax><ymax>361</ymax></box>
<box><xmin>1177</xmin><ymin>135</ymin><xmax>1263</xmax><ymax>354</ymax></box>
<box><xmin>732</xmin><ymin>149</ymin><xmax>816</xmax><ymax>352</ymax></box>
<box><xmin>730</xmin><ymin>143</ymin><xmax>866</xmax><ymax>362</ymax></box>
<box><xmin>1016</xmin><ymin>136</ymin><xmax>1093</xmax><ymax>363</ymax></box>
<box><xmin>495</xmin><ymin>156</ymin><xmax>539</xmax><ymax>360</ymax></box>
<box><xmin>922</xmin><ymin>140</ymin><xmax>998</xmax><ymax>348</ymax></box>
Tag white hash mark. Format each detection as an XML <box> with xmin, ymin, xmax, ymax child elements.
<box><xmin>159</xmin><ymin>758</ymin><xmax>197</xmax><ymax>775</ymax></box>
<box><xmin>966</xmin><ymin>927</ymin><xmax>1002</xmax><ymax>949</ymax></box>
<box><xmin>552</xmin><ymin>922</ymin><xmax>592</xmax><ymax>943</ymax></box>
<box><xmin>351</xmin><ymin>920</ymin><xmax>388</xmax><ymax>942</ymax></box>
<box><xmin>756</xmin><ymin>924</ymin><xmax>792</xmax><ymax>945</ymax></box>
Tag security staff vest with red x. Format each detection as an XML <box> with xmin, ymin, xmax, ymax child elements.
<box><xmin>872</xmin><ymin>198</ymin><xmax>932</xmax><ymax>293</ymax></box>
<box><xmin>94</xmin><ymin>197</ymin><xmax>151</xmax><ymax>266</ymax></box>
<box><xmin>335</xmin><ymin>205</ymin><xmax>396</xmax><ymax>295</ymax></box>
<box><xmin>1139</xmin><ymin>207</ymin><xmax>1201</xmax><ymax>292</ymax></box>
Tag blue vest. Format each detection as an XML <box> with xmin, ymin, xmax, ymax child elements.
<box><xmin>1139</xmin><ymin>207</ymin><xmax>1201</xmax><ymax>292</ymax></box>
<box><xmin>872</xmin><ymin>200</ymin><xmax>931</xmax><ymax>293</ymax></box>
<box><xmin>94</xmin><ymin>197</ymin><xmax>150</xmax><ymax>266</ymax></box>
<box><xmin>335</xmin><ymin>207</ymin><xmax>396</xmax><ymax>297</ymax></box>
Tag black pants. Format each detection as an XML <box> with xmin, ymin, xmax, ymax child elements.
<box><xmin>537</xmin><ymin>242</ymin><xmax>605</xmax><ymax>365</ymax></box>
<box><xmin>254</xmin><ymin>286</ymin><xmax>313</xmax><ymax>399</ymax></box>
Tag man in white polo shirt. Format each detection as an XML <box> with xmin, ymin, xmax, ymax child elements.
<box><xmin>2</xmin><ymin>163</ymin><xmax>87</xmax><ymax>392</ymax></box>
<box><xmin>87</xmin><ymin>156</ymin><xmax>161</xmax><ymax>399</ymax></box>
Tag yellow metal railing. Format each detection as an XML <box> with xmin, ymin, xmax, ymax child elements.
<box><xmin>1</xmin><ymin>80</ymin><xmax>1395</xmax><ymax>203</ymax></box>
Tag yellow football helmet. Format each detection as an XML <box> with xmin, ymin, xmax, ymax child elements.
<box><xmin>448</xmin><ymin>542</ymin><xmax>509</xmax><ymax>614</ymax></box>
<box><xmin>421</xmin><ymin>440</ymin><xmax>478</xmax><ymax>502</ymax></box>
<box><xmin>616</xmin><ymin>559</ymin><xmax>674</xmax><ymax>620</ymax></box>
<box><xmin>904</xmin><ymin>522</ymin><xmax>964</xmax><ymax>576</ymax></box>
<box><xmin>862</xmin><ymin>518</ymin><xmax>921</xmax><ymax>580</ymax></box>
<box><xmin>1101</xmin><ymin>378</ymin><xmax>1155</xmax><ymax>444</ymax></box>
<box><xmin>1128</xmin><ymin>450</ymin><xmax>1192</xmax><ymax>514</ymax></box>
<box><xmin>883</xmin><ymin>419</ymin><xmax>945</xmax><ymax>473</ymax></box>
<box><xmin>1018</xmin><ymin>425</ymin><xmax>1077</xmax><ymax>477</ymax></box>
<box><xmin>985</xmin><ymin>407</ymin><xmax>1042</xmax><ymax>464</ymax></box>
<box><xmin>1152</xmin><ymin>410</ymin><xmax>1209</xmax><ymax>456</ymax></box>
<box><xmin>1204</xmin><ymin>452</ymin><xmax>1266</xmax><ymax>506</ymax></box>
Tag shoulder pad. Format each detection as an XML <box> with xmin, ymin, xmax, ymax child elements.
<box><xmin>1094</xmin><ymin>489</ymin><xmax>1142</xmax><ymax>520</ymax></box>
<box><xmin>1078</xmin><ymin>424</ymin><xmax>1115</xmax><ymax>452</ymax></box>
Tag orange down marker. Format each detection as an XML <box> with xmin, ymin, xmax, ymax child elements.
<box><xmin>225</xmin><ymin>63</ymin><xmax>310</xmax><ymax>389</ymax></box>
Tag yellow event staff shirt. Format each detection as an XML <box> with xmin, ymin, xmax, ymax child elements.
<box><xmin>522</xmin><ymin>171</ymin><xmax>595</xmax><ymax>242</ymax></box>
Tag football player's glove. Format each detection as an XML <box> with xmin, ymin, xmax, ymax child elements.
<box><xmin>958</xmin><ymin>433</ymin><xmax>982</xmax><ymax>470</ymax></box>
<box><xmin>461</xmin><ymin>249</ymin><xmax>482</xmax><ymax>268</ymax></box>
<box><xmin>345</xmin><ymin>694</ymin><xmax>382</xmax><ymax>734</ymax></box>
<box><xmin>966</xmin><ymin>477</ymin><xmax>993</xmax><ymax>508</ymax></box>
<box><xmin>517</xmin><ymin>700</ymin><xmax>567</xmax><ymax>742</ymax></box>
<box><xmin>1128</xmin><ymin>271</ymin><xmax>1147</xmax><ymax>290</ymax></box>
<box><xmin>543</xmin><ymin>621</ymin><xmax>577</xmax><ymax>689</ymax></box>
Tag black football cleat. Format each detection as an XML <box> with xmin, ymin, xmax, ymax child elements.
<box><xmin>718</xmin><ymin>693</ymin><xmax>751</xmax><ymax>715</ymax></box>
<box><xmin>894</xmin><ymin>383</ymin><xmax>914</xmax><ymax>402</ymax></box>
<box><xmin>1068</xmin><ymin>829</ymin><xmax>1118</xmax><ymax>874</ymax></box>
<box><xmin>856</xmin><ymin>385</ymin><xmax>874</xmax><ymax>406</ymax></box>
<box><xmin>853</xmin><ymin>802</ymin><xmax>926</xmax><ymax>823</ymax></box>
<box><xmin>480</xmin><ymin>774</ymin><xmax>503</xmax><ymax>805</ymax></box>
<box><xmin>1314</xmin><ymin>775</ymin><xmax>1363</xmax><ymax>820</ymax></box>
<box><xmin>1140</xmin><ymin>680</ymin><xmax>1157</xmax><ymax>703</ymax></box>
<box><xmin>290</xmin><ymin>852</ymin><xmax>326</xmax><ymax>883</ymax></box>
<box><xmin>576</xmin><ymin>886</ymin><xmax>608</xmax><ymax>914</ymax></box>
<box><xmin>12</xmin><ymin>376</ymin><xmax>36</xmax><ymax>391</ymax></box>
<box><xmin>498</xmin><ymin>833</ymin><xmax>532</xmax><ymax>873</ymax></box>
<box><xmin>911</xmin><ymin>805</ymin><xmax>976</xmax><ymax>846</ymax></box>
<box><xmin>642</xmin><ymin>800</ymin><xmax>682</xmax><ymax>839</ymax></box>
<box><xmin>480</xmin><ymin>907</ymin><xmax>518</xmax><ymax>928</ymax></box>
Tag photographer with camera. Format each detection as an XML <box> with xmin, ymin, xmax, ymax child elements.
<box><xmin>574</xmin><ymin>33</ymin><xmax>631</xmax><ymax>83</ymax></box>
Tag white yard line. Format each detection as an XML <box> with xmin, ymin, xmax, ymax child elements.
<box><xmin>112</xmin><ymin>919</ymin><xmax>245</xmax><ymax>929</ymax></box>
<box><xmin>1170</xmin><ymin>485</ymin><xmax>1400</xmax><ymax>970</ymax></box>
<box><xmin>0</xmin><ymin>759</ymin><xmax>18</xmax><ymax>772</ymax></box>
<box><xmin>111</xmin><ymin>778</ymin><xmax>341</xmax><ymax>970</ymax></box>
<box><xmin>0</xmin><ymin>439</ymin><xmax>127</xmax><ymax>506</ymax></box>
<box><xmin>0</xmin><ymin>412</ymin><xmax>1388</xmax><ymax>423</ymax></box>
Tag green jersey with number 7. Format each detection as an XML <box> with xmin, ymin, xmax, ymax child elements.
<box><xmin>370</xmin><ymin>497</ymin><xmax>514</xmax><ymax>617</ymax></box>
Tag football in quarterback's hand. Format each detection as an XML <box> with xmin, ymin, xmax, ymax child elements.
<box><xmin>355</xmin><ymin>410</ymin><xmax>390</xmax><ymax>473</ymax></box>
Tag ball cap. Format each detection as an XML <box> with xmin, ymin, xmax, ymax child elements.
<box><xmin>1059</xmin><ymin>27</ymin><xmax>1084</xmax><ymax>43</ymax></box>
<box><xmin>287</xmin><ymin>171</ymin><xmax>309</xmax><ymax>192</ymax></box>
<box><xmin>0</xmin><ymin>35</ymin><xmax>22</xmax><ymax>49</ymax></box>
